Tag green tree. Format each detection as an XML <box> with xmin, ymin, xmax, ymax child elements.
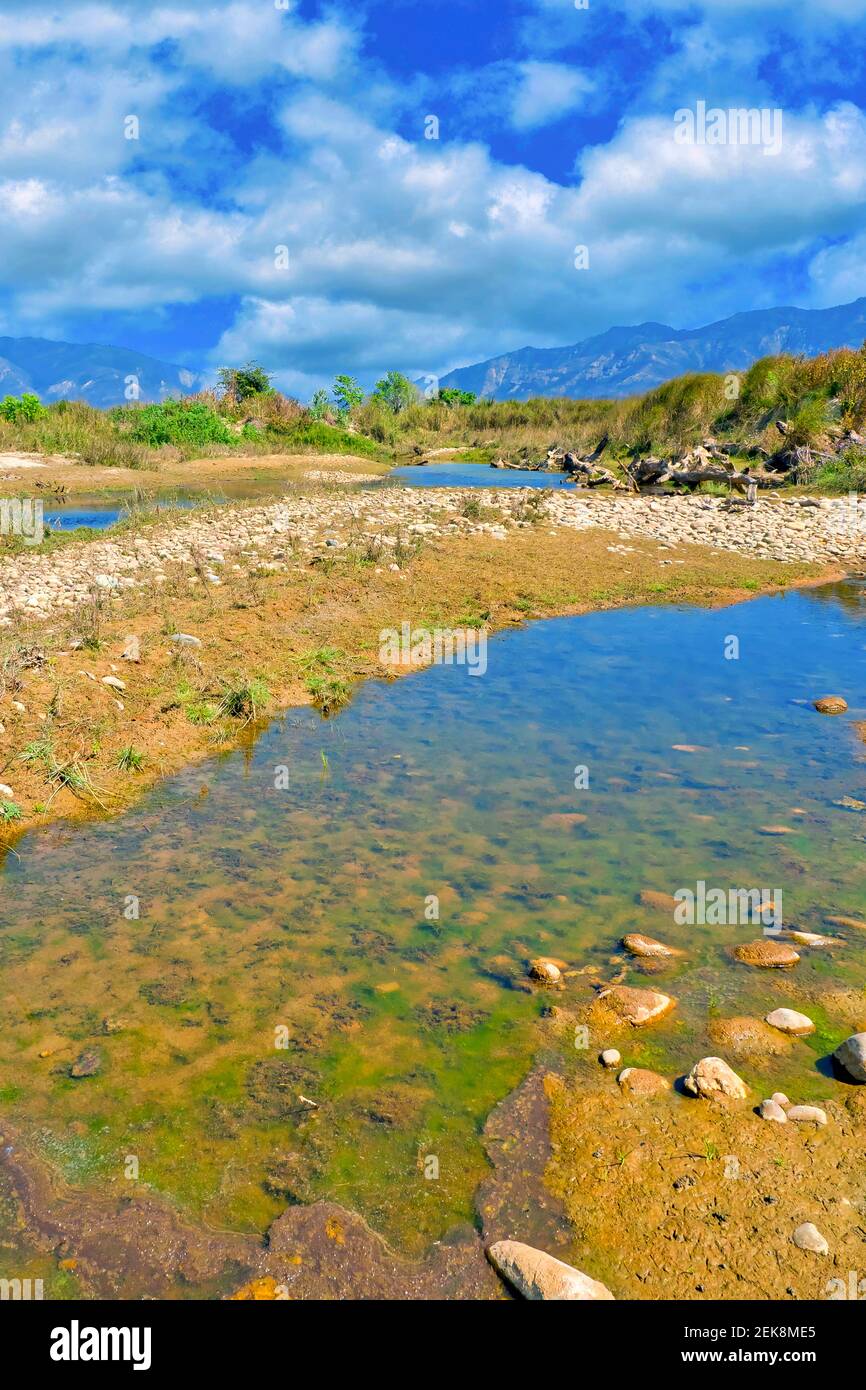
<box><xmin>438</xmin><ymin>387</ymin><xmax>476</xmax><ymax>406</ymax></box>
<box><xmin>372</xmin><ymin>370</ymin><xmax>418</xmax><ymax>414</ymax></box>
<box><xmin>217</xmin><ymin>361</ymin><xmax>274</xmax><ymax>402</ymax></box>
<box><xmin>0</xmin><ymin>392</ymin><xmax>46</xmax><ymax>423</ymax></box>
<box><xmin>309</xmin><ymin>389</ymin><xmax>331</xmax><ymax>420</ymax></box>
<box><xmin>332</xmin><ymin>374</ymin><xmax>364</xmax><ymax>417</ymax></box>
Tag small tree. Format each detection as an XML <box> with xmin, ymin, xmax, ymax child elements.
<box><xmin>309</xmin><ymin>389</ymin><xmax>331</xmax><ymax>420</ymax></box>
<box><xmin>332</xmin><ymin>374</ymin><xmax>364</xmax><ymax>418</ymax></box>
<box><xmin>217</xmin><ymin>361</ymin><xmax>274</xmax><ymax>403</ymax></box>
<box><xmin>438</xmin><ymin>387</ymin><xmax>476</xmax><ymax>406</ymax></box>
<box><xmin>371</xmin><ymin>370</ymin><xmax>418</xmax><ymax>414</ymax></box>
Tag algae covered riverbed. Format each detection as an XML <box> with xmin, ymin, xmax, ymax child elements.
<box><xmin>1</xmin><ymin>579</ymin><xmax>865</xmax><ymax>1292</ymax></box>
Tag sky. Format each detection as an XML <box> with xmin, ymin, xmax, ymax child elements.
<box><xmin>1</xmin><ymin>0</ymin><xmax>866</xmax><ymax>396</ymax></box>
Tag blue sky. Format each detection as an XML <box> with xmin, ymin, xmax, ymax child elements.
<box><xmin>1</xmin><ymin>0</ymin><xmax>866</xmax><ymax>395</ymax></box>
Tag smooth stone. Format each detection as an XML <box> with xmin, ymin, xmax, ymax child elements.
<box><xmin>639</xmin><ymin>889</ymin><xmax>679</xmax><ymax>913</ymax></box>
<box><xmin>793</xmin><ymin>1223</ymin><xmax>829</xmax><ymax>1255</ymax></box>
<box><xmin>0</xmin><ymin>782</ymin><xmax>14</xmax><ymax>798</ymax></box>
<box><xmin>765</xmin><ymin>1008</ymin><xmax>815</xmax><ymax>1036</ymax></box>
<box><xmin>826</xmin><ymin>915</ymin><xmax>866</xmax><ymax>932</ymax></box>
<box><xmin>834</xmin><ymin>1032</ymin><xmax>866</xmax><ymax>1082</ymax></box>
<box><xmin>771</xmin><ymin>1092</ymin><xmax>791</xmax><ymax>1108</ymax></box>
<box><xmin>684</xmin><ymin>1057</ymin><xmax>749</xmax><ymax>1101</ymax></box>
<box><xmin>600</xmin><ymin>1048</ymin><xmax>621</xmax><ymax>1068</ymax></box>
<box><xmin>813</xmin><ymin>696</ymin><xmax>848</xmax><ymax>714</ymax></box>
<box><xmin>708</xmin><ymin>1016</ymin><xmax>791</xmax><ymax>1059</ymax></box>
<box><xmin>617</xmin><ymin>1067</ymin><xmax>670</xmax><ymax>1097</ymax></box>
<box><xmin>101</xmin><ymin>675</ymin><xmax>126</xmax><ymax>691</ymax></box>
<box><xmin>783</xmin><ymin>930</ymin><xmax>834</xmax><ymax>948</ymax></box>
<box><xmin>529</xmin><ymin>958</ymin><xmax>561</xmax><ymax>984</ymax></box>
<box><xmin>621</xmin><ymin>932</ymin><xmax>680</xmax><ymax>959</ymax></box>
<box><xmin>597</xmin><ymin>984</ymin><xmax>675</xmax><ymax>1027</ymax></box>
<box><xmin>760</xmin><ymin>1098</ymin><xmax>788</xmax><ymax>1123</ymax></box>
<box><xmin>733</xmin><ymin>939</ymin><xmax>800</xmax><ymax>968</ymax></box>
<box><xmin>486</xmin><ymin>1240</ymin><xmax>614</xmax><ymax>1301</ymax></box>
<box><xmin>786</xmin><ymin>1105</ymin><xmax>828</xmax><ymax>1126</ymax></box>
<box><xmin>171</xmin><ymin>633</ymin><xmax>202</xmax><ymax>647</ymax></box>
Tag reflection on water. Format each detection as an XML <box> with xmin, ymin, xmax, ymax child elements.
<box><xmin>43</xmin><ymin>479</ymin><xmax>292</xmax><ymax>531</ymax></box>
<box><xmin>1</xmin><ymin>582</ymin><xmax>865</xmax><ymax>1258</ymax></box>
<box><xmin>389</xmin><ymin>460</ymin><xmax>577</xmax><ymax>489</ymax></box>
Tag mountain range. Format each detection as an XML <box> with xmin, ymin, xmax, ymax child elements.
<box><xmin>437</xmin><ymin>297</ymin><xmax>866</xmax><ymax>401</ymax></box>
<box><xmin>0</xmin><ymin>337</ymin><xmax>205</xmax><ymax>409</ymax></box>
<box><xmin>3</xmin><ymin>297</ymin><xmax>866</xmax><ymax>410</ymax></box>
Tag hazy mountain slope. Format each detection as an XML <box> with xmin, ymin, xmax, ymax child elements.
<box><xmin>438</xmin><ymin>299</ymin><xmax>866</xmax><ymax>401</ymax></box>
<box><xmin>0</xmin><ymin>337</ymin><xmax>206</xmax><ymax>408</ymax></box>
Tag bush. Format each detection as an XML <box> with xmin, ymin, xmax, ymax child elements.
<box><xmin>0</xmin><ymin>392</ymin><xmax>46</xmax><ymax>424</ymax></box>
<box><xmin>217</xmin><ymin>362</ymin><xmax>273</xmax><ymax>402</ymax></box>
<box><xmin>116</xmin><ymin>400</ymin><xmax>233</xmax><ymax>448</ymax></box>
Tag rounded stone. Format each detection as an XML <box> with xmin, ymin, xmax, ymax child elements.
<box><xmin>600</xmin><ymin>1048</ymin><xmax>621</xmax><ymax>1068</ymax></box>
<box><xmin>732</xmin><ymin>939</ymin><xmax>800</xmax><ymax>969</ymax></box>
<box><xmin>529</xmin><ymin>958</ymin><xmax>562</xmax><ymax>983</ymax></box>
<box><xmin>786</xmin><ymin>1105</ymin><xmax>828</xmax><ymax>1126</ymax></box>
<box><xmin>596</xmin><ymin>984</ymin><xmax>675</xmax><ymax>1027</ymax></box>
<box><xmin>621</xmin><ymin>933</ymin><xmax>680</xmax><ymax>959</ymax></box>
<box><xmin>684</xmin><ymin>1056</ymin><xmax>749</xmax><ymax>1101</ymax></box>
<box><xmin>834</xmin><ymin>1032</ymin><xmax>866</xmax><ymax>1083</ymax></box>
<box><xmin>793</xmin><ymin>1223</ymin><xmax>828</xmax><ymax>1255</ymax></box>
<box><xmin>760</xmin><ymin>1098</ymin><xmax>788</xmax><ymax>1123</ymax></box>
<box><xmin>765</xmin><ymin>1008</ymin><xmax>815</xmax><ymax>1036</ymax></box>
<box><xmin>813</xmin><ymin>696</ymin><xmax>848</xmax><ymax>715</ymax></box>
<box><xmin>617</xmin><ymin>1067</ymin><xmax>670</xmax><ymax>1097</ymax></box>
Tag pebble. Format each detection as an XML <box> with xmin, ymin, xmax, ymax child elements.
<box><xmin>813</xmin><ymin>696</ymin><xmax>848</xmax><ymax>714</ymax></box>
<box><xmin>600</xmin><ymin>1048</ymin><xmax>621</xmax><ymax>1068</ymax></box>
<box><xmin>684</xmin><ymin>1056</ymin><xmax>749</xmax><ymax>1100</ymax></box>
<box><xmin>171</xmin><ymin>633</ymin><xmax>202</xmax><ymax>647</ymax></box>
<box><xmin>529</xmin><ymin>958</ymin><xmax>562</xmax><ymax>984</ymax></box>
<box><xmin>771</xmin><ymin>1092</ymin><xmax>791</xmax><ymax>1108</ymax></box>
<box><xmin>0</xmin><ymin>782</ymin><xmax>14</xmax><ymax>798</ymax></box>
<box><xmin>621</xmin><ymin>932</ymin><xmax>681</xmax><ymax>959</ymax></box>
<box><xmin>760</xmin><ymin>1098</ymin><xmax>788</xmax><ymax>1123</ymax></box>
<box><xmin>102</xmin><ymin>675</ymin><xmax>126</xmax><ymax>691</ymax></box>
<box><xmin>792</xmin><ymin>1223</ymin><xmax>829</xmax><ymax>1255</ymax></box>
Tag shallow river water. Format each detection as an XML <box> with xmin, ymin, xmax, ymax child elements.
<box><xmin>1</xmin><ymin>581</ymin><xmax>865</xmax><ymax>1279</ymax></box>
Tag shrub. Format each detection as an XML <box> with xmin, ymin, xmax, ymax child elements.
<box><xmin>217</xmin><ymin>362</ymin><xmax>274</xmax><ymax>402</ymax></box>
<box><xmin>0</xmin><ymin>393</ymin><xmax>46</xmax><ymax>424</ymax></box>
<box><xmin>116</xmin><ymin>400</ymin><xmax>233</xmax><ymax>448</ymax></box>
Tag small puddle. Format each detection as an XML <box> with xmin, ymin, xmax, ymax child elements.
<box><xmin>1</xmin><ymin>581</ymin><xmax>865</xmax><ymax>1283</ymax></box>
<box><xmin>388</xmin><ymin>460</ymin><xmax>576</xmax><ymax>488</ymax></box>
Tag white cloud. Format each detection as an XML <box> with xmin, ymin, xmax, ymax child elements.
<box><xmin>511</xmin><ymin>61</ymin><xmax>594</xmax><ymax>131</ymax></box>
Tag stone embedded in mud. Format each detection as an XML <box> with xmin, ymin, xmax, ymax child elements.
<box><xmin>760</xmin><ymin>1098</ymin><xmax>788</xmax><ymax>1123</ymax></box>
<box><xmin>786</xmin><ymin>1105</ymin><xmax>828</xmax><ymax>1126</ymax></box>
<box><xmin>597</xmin><ymin>984</ymin><xmax>674</xmax><ymax>1027</ymax></box>
<box><xmin>617</xmin><ymin>1067</ymin><xmax>670</xmax><ymax>1097</ymax></box>
<box><xmin>486</xmin><ymin>1240</ymin><xmax>614</xmax><ymax>1301</ymax></box>
<box><xmin>600</xmin><ymin>1048</ymin><xmax>621</xmax><ymax>1068</ymax></box>
<box><xmin>529</xmin><ymin>958</ymin><xmax>562</xmax><ymax>984</ymax></box>
<box><xmin>732</xmin><ymin>939</ymin><xmax>800</xmax><ymax>968</ymax></box>
<box><xmin>708</xmin><ymin>1016</ymin><xmax>791</xmax><ymax>1060</ymax></box>
<box><xmin>783</xmin><ymin>930</ymin><xmax>835</xmax><ymax>948</ymax></box>
<box><xmin>813</xmin><ymin>696</ymin><xmax>848</xmax><ymax>715</ymax></box>
<box><xmin>765</xmin><ymin>1008</ymin><xmax>815</xmax><ymax>1036</ymax></box>
<box><xmin>639</xmin><ymin>889</ymin><xmax>679</xmax><ymax>913</ymax></box>
<box><xmin>793</xmin><ymin>1223</ymin><xmax>829</xmax><ymax>1255</ymax></box>
<box><xmin>826</xmin><ymin>914</ymin><xmax>866</xmax><ymax>932</ymax></box>
<box><xmin>684</xmin><ymin>1057</ymin><xmax>749</xmax><ymax>1101</ymax></box>
<box><xmin>834</xmin><ymin>1032</ymin><xmax>866</xmax><ymax>1083</ymax></box>
<box><xmin>70</xmin><ymin>1047</ymin><xmax>102</xmax><ymax>1078</ymax></box>
<box><xmin>621</xmin><ymin>932</ymin><xmax>681</xmax><ymax>959</ymax></box>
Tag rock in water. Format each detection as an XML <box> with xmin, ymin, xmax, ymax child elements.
<box><xmin>617</xmin><ymin>1067</ymin><xmax>670</xmax><ymax>1097</ymax></box>
<box><xmin>621</xmin><ymin>933</ymin><xmax>681</xmax><ymax>959</ymax></box>
<box><xmin>765</xmin><ymin>1008</ymin><xmax>815</xmax><ymax>1036</ymax></box>
<box><xmin>813</xmin><ymin>696</ymin><xmax>847</xmax><ymax>714</ymax></box>
<box><xmin>793</xmin><ymin>1223</ymin><xmax>828</xmax><ymax>1255</ymax></box>
<box><xmin>834</xmin><ymin>1032</ymin><xmax>866</xmax><ymax>1082</ymax></box>
<box><xmin>529</xmin><ymin>958</ymin><xmax>562</xmax><ymax>983</ymax></box>
<box><xmin>684</xmin><ymin>1057</ymin><xmax>749</xmax><ymax>1100</ymax></box>
<box><xmin>597</xmin><ymin>985</ymin><xmax>674</xmax><ymax>1026</ymax></box>
<box><xmin>639</xmin><ymin>889</ymin><xmax>679</xmax><ymax>913</ymax></box>
<box><xmin>486</xmin><ymin>1240</ymin><xmax>614</xmax><ymax>1301</ymax></box>
<box><xmin>732</xmin><ymin>939</ymin><xmax>800</xmax><ymax>968</ymax></box>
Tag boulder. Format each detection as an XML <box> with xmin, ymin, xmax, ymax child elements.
<box><xmin>486</xmin><ymin>1240</ymin><xmax>614</xmax><ymax>1301</ymax></box>
<box><xmin>732</xmin><ymin>939</ymin><xmax>799</xmax><ymax>968</ymax></box>
<box><xmin>596</xmin><ymin>985</ymin><xmax>675</xmax><ymax>1027</ymax></box>
<box><xmin>813</xmin><ymin>696</ymin><xmax>848</xmax><ymax>714</ymax></box>
<box><xmin>684</xmin><ymin>1057</ymin><xmax>748</xmax><ymax>1101</ymax></box>
<box><xmin>622</xmin><ymin>933</ymin><xmax>681</xmax><ymax>959</ymax></box>
<box><xmin>834</xmin><ymin>1032</ymin><xmax>866</xmax><ymax>1083</ymax></box>
<box><xmin>617</xmin><ymin>1067</ymin><xmax>670</xmax><ymax>1097</ymax></box>
<box><xmin>765</xmin><ymin>1008</ymin><xmax>815</xmax><ymax>1036</ymax></box>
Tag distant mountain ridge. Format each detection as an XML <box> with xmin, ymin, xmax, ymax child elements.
<box><xmin>0</xmin><ymin>336</ymin><xmax>206</xmax><ymax>408</ymax></box>
<box><xmin>437</xmin><ymin>298</ymin><xmax>866</xmax><ymax>402</ymax></box>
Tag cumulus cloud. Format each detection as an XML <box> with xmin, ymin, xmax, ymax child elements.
<box><xmin>511</xmin><ymin>61</ymin><xmax>594</xmax><ymax>130</ymax></box>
